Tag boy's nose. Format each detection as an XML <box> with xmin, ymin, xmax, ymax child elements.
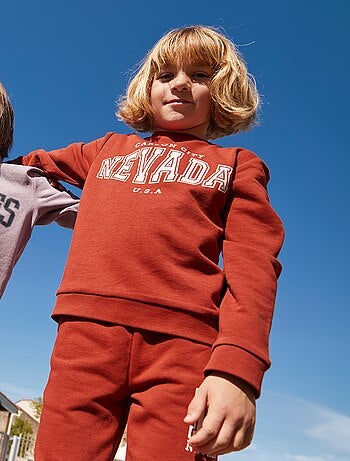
<box><xmin>170</xmin><ymin>72</ymin><xmax>191</xmax><ymax>91</ymax></box>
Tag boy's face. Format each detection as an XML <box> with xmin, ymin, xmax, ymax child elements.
<box><xmin>150</xmin><ymin>62</ymin><xmax>212</xmax><ymax>139</ymax></box>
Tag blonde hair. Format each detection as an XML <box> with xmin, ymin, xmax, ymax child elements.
<box><xmin>0</xmin><ymin>82</ymin><xmax>14</xmax><ymax>160</ymax></box>
<box><xmin>117</xmin><ymin>25</ymin><xmax>260</xmax><ymax>139</ymax></box>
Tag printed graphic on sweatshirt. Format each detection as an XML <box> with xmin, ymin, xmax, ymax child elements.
<box><xmin>0</xmin><ymin>193</ymin><xmax>20</xmax><ymax>228</ymax></box>
<box><xmin>96</xmin><ymin>144</ymin><xmax>233</xmax><ymax>194</ymax></box>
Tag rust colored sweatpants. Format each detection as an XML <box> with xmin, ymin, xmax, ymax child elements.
<box><xmin>34</xmin><ymin>317</ymin><xmax>215</xmax><ymax>461</ymax></box>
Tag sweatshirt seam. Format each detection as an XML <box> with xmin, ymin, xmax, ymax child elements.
<box><xmin>56</xmin><ymin>291</ymin><xmax>219</xmax><ymax>318</ymax></box>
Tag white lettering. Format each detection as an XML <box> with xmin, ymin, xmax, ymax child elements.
<box><xmin>111</xmin><ymin>152</ymin><xmax>139</xmax><ymax>181</ymax></box>
<box><xmin>133</xmin><ymin>147</ymin><xmax>165</xmax><ymax>184</ymax></box>
<box><xmin>96</xmin><ymin>156</ymin><xmax>123</xmax><ymax>179</ymax></box>
<box><xmin>202</xmin><ymin>164</ymin><xmax>233</xmax><ymax>193</ymax></box>
<box><xmin>149</xmin><ymin>150</ymin><xmax>184</xmax><ymax>183</ymax></box>
<box><xmin>135</xmin><ymin>141</ymin><xmax>177</xmax><ymax>148</ymax></box>
<box><xmin>178</xmin><ymin>158</ymin><xmax>210</xmax><ymax>185</ymax></box>
<box><xmin>96</xmin><ymin>149</ymin><xmax>233</xmax><ymax>194</ymax></box>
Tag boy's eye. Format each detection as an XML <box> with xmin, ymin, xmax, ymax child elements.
<box><xmin>192</xmin><ymin>72</ymin><xmax>210</xmax><ymax>79</ymax></box>
<box><xmin>156</xmin><ymin>70</ymin><xmax>211</xmax><ymax>83</ymax></box>
<box><xmin>158</xmin><ymin>72</ymin><xmax>173</xmax><ymax>80</ymax></box>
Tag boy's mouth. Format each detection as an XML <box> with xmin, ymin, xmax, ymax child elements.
<box><xmin>165</xmin><ymin>99</ymin><xmax>193</xmax><ymax>105</ymax></box>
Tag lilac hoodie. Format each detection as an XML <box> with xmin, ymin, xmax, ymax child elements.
<box><xmin>0</xmin><ymin>163</ymin><xmax>79</xmax><ymax>297</ymax></box>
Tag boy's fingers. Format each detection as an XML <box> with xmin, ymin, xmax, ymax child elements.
<box><xmin>184</xmin><ymin>390</ymin><xmax>206</xmax><ymax>424</ymax></box>
<box><xmin>188</xmin><ymin>411</ymin><xmax>223</xmax><ymax>446</ymax></box>
<box><xmin>234</xmin><ymin>422</ymin><xmax>254</xmax><ymax>450</ymax></box>
<box><xmin>195</xmin><ymin>419</ymin><xmax>234</xmax><ymax>454</ymax></box>
<box><xmin>193</xmin><ymin>417</ymin><xmax>254</xmax><ymax>455</ymax></box>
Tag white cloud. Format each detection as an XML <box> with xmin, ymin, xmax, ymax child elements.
<box><xmin>221</xmin><ymin>391</ymin><xmax>350</xmax><ymax>461</ymax></box>
<box><xmin>307</xmin><ymin>405</ymin><xmax>350</xmax><ymax>454</ymax></box>
<box><xmin>223</xmin><ymin>450</ymin><xmax>335</xmax><ymax>461</ymax></box>
<box><xmin>286</xmin><ymin>455</ymin><xmax>333</xmax><ymax>461</ymax></box>
<box><xmin>223</xmin><ymin>447</ymin><xmax>340</xmax><ymax>461</ymax></box>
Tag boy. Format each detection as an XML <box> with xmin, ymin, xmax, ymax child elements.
<box><xmin>14</xmin><ymin>26</ymin><xmax>284</xmax><ymax>460</ymax></box>
<box><xmin>0</xmin><ymin>82</ymin><xmax>79</xmax><ymax>298</ymax></box>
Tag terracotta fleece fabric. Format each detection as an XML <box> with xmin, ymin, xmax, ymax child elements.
<box><xmin>20</xmin><ymin>131</ymin><xmax>284</xmax><ymax>396</ymax></box>
<box><xmin>35</xmin><ymin>318</ymin><xmax>215</xmax><ymax>461</ymax></box>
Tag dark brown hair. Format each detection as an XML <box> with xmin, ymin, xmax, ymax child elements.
<box><xmin>0</xmin><ymin>82</ymin><xmax>14</xmax><ymax>160</ymax></box>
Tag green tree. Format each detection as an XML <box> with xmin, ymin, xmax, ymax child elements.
<box><xmin>10</xmin><ymin>418</ymin><xmax>34</xmax><ymax>457</ymax></box>
<box><xmin>30</xmin><ymin>396</ymin><xmax>43</xmax><ymax>419</ymax></box>
<box><xmin>10</xmin><ymin>418</ymin><xmax>33</xmax><ymax>437</ymax></box>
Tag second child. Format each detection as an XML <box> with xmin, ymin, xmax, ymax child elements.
<box><xmin>0</xmin><ymin>82</ymin><xmax>79</xmax><ymax>298</ymax></box>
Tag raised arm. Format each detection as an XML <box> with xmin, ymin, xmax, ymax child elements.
<box><xmin>13</xmin><ymin>132</ymin><xmax>114</xmax><ymax>188</ymax></box>
<box><xmin>33</xmin><ymin>172</ymin><xmax>80</xmax><ymax>229</ymax></box>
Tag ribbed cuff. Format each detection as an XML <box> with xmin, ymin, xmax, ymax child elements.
<box><xmin>204</xmin><ymin>344</ymin><xmax>270</xmax><ymax>398</ymax></box>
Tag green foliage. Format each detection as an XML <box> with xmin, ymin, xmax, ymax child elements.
<box><xmin>10</xmin><ymin>418</ymin><xmax>33</xmax><ymax>436</ymax></box>
<box><xmin>30</xmin><ymin>396</ymin><xmax>43</xmax><ymax>419</ymax></box>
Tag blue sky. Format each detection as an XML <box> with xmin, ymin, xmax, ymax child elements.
<box><xmin>1</xmin><ymin>1</ymin><xmax>349</xmax><ymax>460</ymax></box>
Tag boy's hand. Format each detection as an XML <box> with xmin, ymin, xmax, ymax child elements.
<box><xmin>184</xmin><ymin>372</ymin><xmax>256</xmax><ymax>456</ymax></box>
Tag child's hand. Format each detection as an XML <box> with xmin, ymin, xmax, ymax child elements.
<box><xmin>184</xmin><ymin>372</ymin><xmax>256</xmax><ymax>456</ymax></box>
<box><xmin>48</xmin><ymin>177</ymin><xmax>67</xmax><ymax>192</ymax></box>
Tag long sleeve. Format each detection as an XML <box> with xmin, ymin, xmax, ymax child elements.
<box><xmin>16</xmin><ymin>133</ymin><xmax>115</xmax><ymax>188</ymax></box>
<box><xmin>0</xmin><ymin>164</ymin><xmax>79</xmax><ymax>298</ymax></box>
<box><xmin>204</xmin><ymin>149</ymin><xmax>284</xmax><ymax>397</ymax></box>
<box><xmin>33</xmin><ymin>172</ymin><xmax>79</xmax><ymax>228</ymax></box>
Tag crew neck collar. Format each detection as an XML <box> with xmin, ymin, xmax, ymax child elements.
<box><xmin>148</xmin><ymin>131</ymin><xmax>209</xmax><ymax>143</ymax></box>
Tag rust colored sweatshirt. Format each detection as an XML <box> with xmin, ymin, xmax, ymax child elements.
<box><xmin>20</xmin><ymin>131</ymin><xmax>284</xmax><ymax>396</ymax></box>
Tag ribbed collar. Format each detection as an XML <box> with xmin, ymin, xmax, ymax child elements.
<box><xmin>147</xmin><ymin>131</ymin><xmax>209</xmax><ymax>143</ymax></box>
